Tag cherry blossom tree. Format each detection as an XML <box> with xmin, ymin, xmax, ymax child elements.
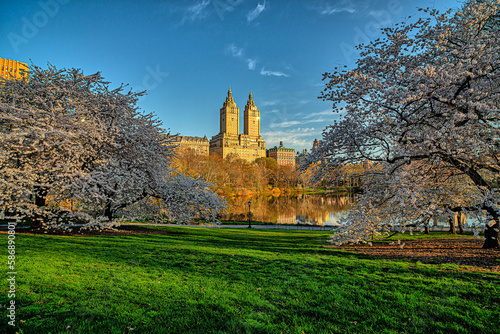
<box><xmin>307</xmin><ymin>0</ymin><xmax>500</xmax><ymax>248</ymax></box>
<box><xmin>0</xmin><ymin>64</ymin><xmax>226</xmax><ymax>229</ymax></box>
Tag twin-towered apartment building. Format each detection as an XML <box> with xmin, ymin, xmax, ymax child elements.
<box><xmin>173</xmin><ymin>88</ymin><xmax>298</xmax><ymax>166</ymax></box>
<box><xmin>209</xmin><ymin>88</ymin><xmax>267</xmax><ymax>162</ymax></box>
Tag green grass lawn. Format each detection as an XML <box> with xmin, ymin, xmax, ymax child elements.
<box><xmin>1</xmin><ymin>227</ymin><xmax>499</xmax><ymax>333</ymax></box>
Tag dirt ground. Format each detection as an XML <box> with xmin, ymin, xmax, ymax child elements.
<box><xmin>336</xmin><ymin>237</ymin><xmax>500</xmax><ymax>273</ymax></box>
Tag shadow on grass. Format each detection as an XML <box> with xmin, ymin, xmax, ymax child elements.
<box><xmin>13</xmin><ymin>227</ymin><xmax>494</xmax><ymax>284</ymax></box>
<box><xmin>1</xmin><ymin>297</ymin><xmax>283</xmax><ymax>334</ymax></box>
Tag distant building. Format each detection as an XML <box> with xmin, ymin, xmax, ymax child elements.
<box><xmin>312</xmin><ymin>138</ymin><xmax>320</xmax><ymax>151</ymax></box>
<box><xmin>170</xmin><ymin>135</ymin><xmax>209</xmax><ymax>156</ymax></box>
<box><xmin>209</xmin><ymin>88</ymin><xmax>266</xmax><ymax>162</ymax></box>
<box><xmin>297</xmin><ymin>139</ymin><xmax>321</xmax><ymax>165</ymax></box>
<box><xmin>1</xmin><ymin>57</ymin><xmax>29</xmax><ymax>81</ymax></box>
<box><xmin>295</xmin><ymin>149</ymin><xmax>308</xmax><ymax>166</ymax></box>
<box><xmin>267</xmin><ymin>141</ymin><xmax>295</xmax><ymax>167</ymax></box>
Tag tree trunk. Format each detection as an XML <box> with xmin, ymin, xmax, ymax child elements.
<box><xmin>104</xmin><ymin>202</ymin><xmax>114</xmax><ymax>222</ymax></box>
<box><xmin>482</xmin><ymin>206</ymin><xmax>500</xmax><ymax>249</ymax></box>
<box><xmin>32</xmin><ymin>185</ymin><xmax>48</xmax><ymax>229</ymax></box>
<box><xmin>422</xmin><ymin>217</ymin><xmax>430</xmax><ymax>235</ymax></box>
<box><xmin>483</xmin><ymin>221</ymin><xmax>499</xmax><ymax>249</ymax></box>
<box><xmin>448</xmin><ymin>216</ymin><xmax>456</xmax><ymax>234</ymax></box>
<box><xmin>34</xmin><ymin>186</ymin><xmax>47</xmax><ymax>207</ymax></box>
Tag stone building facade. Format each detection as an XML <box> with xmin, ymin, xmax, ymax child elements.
<box><xmin>0</xmin><ymin>57</ymin><xmax>29</xmax><ymax>81</ymax></box>
<box><xmin>295</xmin><ymin>149</ymin><xmax>309</xmax><ymax>166</ymax></box>
<box><xmin>170</xmin><ymin>135</ymin><xmax>209</xmax><ymax>156</ymax></box>
<box><xmin>209</xmin><ymin>88</ymin><xmax>266</xmax><ymax>162</ymax></box>
<box><xmin>267</xmin><ymin>141</ymin><xmax>295</xmax><ymax>167</ymax></box>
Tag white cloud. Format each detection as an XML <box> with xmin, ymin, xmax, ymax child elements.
<box><xmin>261</xmin><ymin>100</ymin><xmax>280</xmax><ymax>107</ymax></box>
<box><xmin>261</xmin><ymin>127</ymin><xmax>318</xmax><ymax>149</ymax></box>
<box><xmin>224</xmin><ymin>46</ymin><xmax>261</xmax><ymax>72</ymax></box>
<box><xmin>224</xmin><ymin>46</ymin><xmax>288</xmax><ymax>76</ymax></box>
<box><xmin>225</xmin><ymin>44</ymin><xmax>244</xmax><ymax>57</ymax></box>
<box><xmin>266</xmin><ymin>109</ymin><xmax>280</xmax><ymax>114</ymax></box>
<box><xmin>301</xmin><ymin>110</ymin><xmax>337</xmax><ymax>124</ymax></box>
<box><xmin>270</xmin><ymin>116</ymin><xmax>332</xmax><ymax>128</ymax></box>
<box><xmin>260</xmin><ymin>67</ymin><xmax>289</xmax><ymax>77</ymax></box>
<box><xmin>247</xmin><ymin>1</ymin><xmax>266</xmax><ymax>22</ymax></box>
<box><xmin>303</xmin><ymin>107</ymin><xmax>345</xmax><ymax>119</ymax></box>
<box><xmin>270</xmin><ymin>120</ymin><xmax>301</xmax><ymax>128</ymax></box>
<box><xmin>304</xmin><ymin>110</ymin><xmax>333</xmax><ymax>118</ymax></box>
<box><xmin>213</xmin><ymin>0</ymin><xmax>244</xmax><ymax>20</ymax></box>
<box><xmin>182</xmin><ymin>0</ymin><xmax>211</xmax><ymax>22</ymax></box>
<box><xmin>306</xmin><ymin>118</ymin><xmax>329</xmax><ymax>123</ymax></box>
<box><xmin>321</xmin><ymin>7</ymin><xmax>355</xmax><ymax>15</ymax></box>
<box><xmin>317</xmin><ymin>1</ymin><xmax>356</xmax><ymax>16</ymax></box>
<box><xmin>246</xmin><ymin>58</ymin><xmax>257</xmax><ymax>70</ymax></box>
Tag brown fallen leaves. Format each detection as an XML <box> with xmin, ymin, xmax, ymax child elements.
<box><xmin>333</xmin><ymin>237</ymin><xmax>500</xmax><ymax>272</ymax></box>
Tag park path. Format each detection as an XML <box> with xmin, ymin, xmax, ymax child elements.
<box><xmin>121</xmin><ymin>223</ymin><xmax>336</xmax><ymax>231</ymax></box>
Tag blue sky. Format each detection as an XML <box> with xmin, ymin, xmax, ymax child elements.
<box><xmin>1</xmin><ymin>0</ymin><xmax>461</xmax><ymax>152</ymax></box>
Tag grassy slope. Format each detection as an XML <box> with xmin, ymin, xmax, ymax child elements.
<box><xmin>1</xmin><ymin>228</ymin><xmax>499</xmax><ymax>334</ymax></box>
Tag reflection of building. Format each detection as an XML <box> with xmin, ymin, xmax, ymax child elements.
<box><xmin>276</xmin><ymin>213</ymin><xmax>296</xmax><ymax>224</ymax></box>
<box><xmin>297</xmin><ymin>211</ymin><xmax>330</xmax><ymax>226</ymax></box>
<box><xmin>221</xmin><ymin>193</ymin><xmax>354</xmax><ymax>225</ymax></box>
<box><xmin>170</xmin><ymin>135</ymin><xmax>209</xmax><ymax>156</ymax></box>
<box><xmin>267</xmin><ymin>141</ymin><xmax>295</xmax><ymax>167</ymax></box>
<box><xmin>1</xmin><ymin>57</ymin><xmax>29</xmax><ymax>81</ymax></box>
<box><xmin>209</xmin><ymin>88</ymin><xmax>266</xmax><ymax>162</ymax></box>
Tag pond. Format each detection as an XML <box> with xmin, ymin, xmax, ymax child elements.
<box><xmin>221</xmin><ymin>193</ymin><xmax>356</xmax><ymax>226</ymax></box>
<box><xmin>220</xmin><ymin>193</ymin><xmax>480</xmax><ymax>229</ymax></box>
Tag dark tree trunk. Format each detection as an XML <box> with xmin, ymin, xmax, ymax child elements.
<box><xmin>444</xmin><ymin>162</ymin><xmax>498</xmax><ymax>248</ymax></box>
<box><xmin>448</xmin><ymin>216</ymin><xmax>456</xmax><ymax>234</ymax></box>
<box><xmin>104</xmin><ymin>202</ymin><xmax>114</xmax><ymax>222</ymax></box>
<box><xmin>482</xmin><ymin>206</ymin><xmax>500</xmax><ymax>249</ymax></box>
<box><xmin>483</xmin><ymin>221</ymin><xmax>499</xmax><ymax>249</ymax></box>
<box><xmin>32</xmin><ymin>185</ymin><xmax>48</xmax><ymax>229</ymax></box>
<box><xmin>34</xmin><ymin>186</ymin><xmax>47</xmax><ymax>207</ymax></box>
<box><xmin>422</xmin><ymin>217</ymin><xmax>430</xmax><ymax>234</ymax></box>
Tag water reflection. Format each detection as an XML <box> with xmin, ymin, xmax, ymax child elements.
<box><xmin>222</xmin><ymin>193</ymin><xmax>355</xmax><ymax>226</ymax></box>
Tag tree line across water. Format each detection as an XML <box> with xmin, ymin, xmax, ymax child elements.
<box><xmin>171</xmin><ymin>149</ymin><xmax>374</xmax><ymax>197</ymax></box>
<box><xmin>171</xmin><ymin>149</ymin><xmax>310</xmax><ymax>197</ymax></box>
